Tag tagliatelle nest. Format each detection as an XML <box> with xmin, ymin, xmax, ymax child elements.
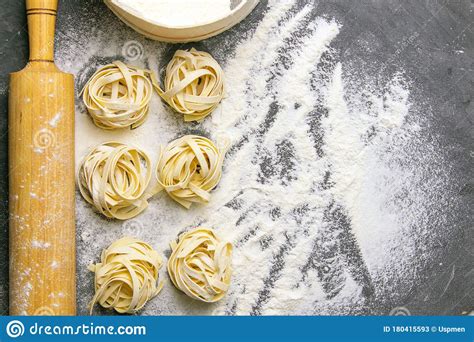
<box><xmin>77</xmin><ymin>142</ymin><xmax>152</xmax><ymax>220</ymax></box>
<box><xmin>155</xmin><ymin>48</ymin><xmax>225</xmax><ymax>122</ymax></box>
<box><xmin>82</xmin><ymin>61</ymin><xmax>153</xmax><ymax>129</ymax></box>
<box><xmin>155</xmin><ymin>135</ymin><xmax>226</xmax><ymax>209</ymax></box>
<box><xmin>167</xmin><ymin>227</ymin><xmax>232</xmax><ymax>302</ymax></box>
<box><xmin>88</xmin><ymin>237</ymin><xmax>164</xmax><ymax>314</ymax></box>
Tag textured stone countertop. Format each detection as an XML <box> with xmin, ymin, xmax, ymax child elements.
<box><xmin>0</xmin><ymin>0</ymin><xmax>472</xmax><ymax>315</ymax></box>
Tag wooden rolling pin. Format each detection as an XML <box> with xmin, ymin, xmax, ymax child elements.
<box><xmin>9</xmin><ymin>0</ymin><xmax>75</xmax><ymax>315</ymax></box>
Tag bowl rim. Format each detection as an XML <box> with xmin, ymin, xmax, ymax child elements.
<box><xmin>108</xmin><ymin>0</ymin><xmax>251</xmax><ymax>30</ymax></box>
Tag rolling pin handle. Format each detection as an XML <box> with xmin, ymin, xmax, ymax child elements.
<box><xmin>26</xmin><ymin>0</ymin><xmax>59</xmax><ymax>62</ymax></box>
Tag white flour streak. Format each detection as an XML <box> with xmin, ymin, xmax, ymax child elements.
<box><xmin>324</xmin><ymin>63</ymin><xmax>364</xmax><ymax>212</ymax></box>
<box><xmin>211</xmin><ymin>0</ymin><xmax>297</xmax><ymax>129</ymax></box>
<box><xmin>31</xmin><ymin>240</ymin><xmax>51</xmax><ymax>249</ymax></box>
<box><xmin>49</xmin><ymin>112</ymin><xmax>62</xmax><ymax>128</ymax></box>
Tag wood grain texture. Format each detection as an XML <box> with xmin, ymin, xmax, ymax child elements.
<box><xmin>8</xmin><ymin>0</ymin><xmax>75</xmax><ymax>315</ymax></box>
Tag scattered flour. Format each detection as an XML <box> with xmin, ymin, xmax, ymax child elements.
<box><xmin>31</xmin><ymin>240</ymin><xmax>52</xmax><ymax>249</ymax></box>
<box><xmin>54</xmin><ymin>0</ymin><xmax>456</xmax><ymax>315</ymax></box>
<box><xmin>49</xmin><ymin>112</ymin><xmax>62</xmax><ymax>127</ymax></box>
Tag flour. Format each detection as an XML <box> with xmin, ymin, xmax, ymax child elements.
<box><xmin>55</xmin><ymin>0</ymin><xmax>456</xmax><ymax>315</ymax></box>
<box><xmin>31</xmin><ymin>240</ymin><xmax>51</xmax><ymax>249</ymax></box>
<box><xmin>114</xmin><ymin>0</ymin><xmax>232</xmax><ymax>27</ymax></box>
<box><xmin>48</xmin><ymin>113</ymin><xmax>62</xmax><ymax>128</ymax></box>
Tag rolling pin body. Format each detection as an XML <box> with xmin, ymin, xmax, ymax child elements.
<box><xmin>9</xmin><ymin>0</ymin><xmax>75</xmax><ymax>315</ymax></box>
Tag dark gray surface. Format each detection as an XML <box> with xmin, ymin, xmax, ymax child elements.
<box><xmin>0</xmin><ymin>0</ymin><xmax>473</xmax><ymax>315</ymax></box>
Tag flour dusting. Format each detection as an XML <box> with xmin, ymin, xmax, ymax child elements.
<box><xmin>55</xmin><ymin>0</ymin><xmax>456</xmax><ymax>315</ymax></box>
<box><xmin>114</xmin><ymin>0</ymin><xmax>232</xmax><ymax>27</ymax></box>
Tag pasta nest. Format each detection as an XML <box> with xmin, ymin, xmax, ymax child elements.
<box><xmin>155</xmin><ymin>135</ymin><xmax>225</xmax><ymax>209</ymax></box>
<box><xmin>77</xmin><ymin>142</ymin><xmax>152</xmax><ymax>220</ymax></box>
<box><xmin>88</xmin><ymin>237</ymin><xmax>163</xmax><ymax>314</ymax></box>
<box><xmin>82</xmin><ymin>61</ymin><xmax>153</xmax><ymax>129</ymax></box>
<box><xmin>168</xmin><ymin>227</ymin><xmax>232</xmax><ymax>302</ymax></box>
<box><xmin>155</xmin><ymin>48</ymin><xmax>224</xmax><ymax>122</ymax></box>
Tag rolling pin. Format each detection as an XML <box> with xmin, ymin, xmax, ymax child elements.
<box><xmin>9</xmin><ymin>0</ymin><xmax>75</xmax><ymax>315</ymax></box>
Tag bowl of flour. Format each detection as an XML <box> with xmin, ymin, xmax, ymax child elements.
<box><xmin>104</xmin><ymin>0</ymin><xmax>259</xmax><ymax>42</ymax></box>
